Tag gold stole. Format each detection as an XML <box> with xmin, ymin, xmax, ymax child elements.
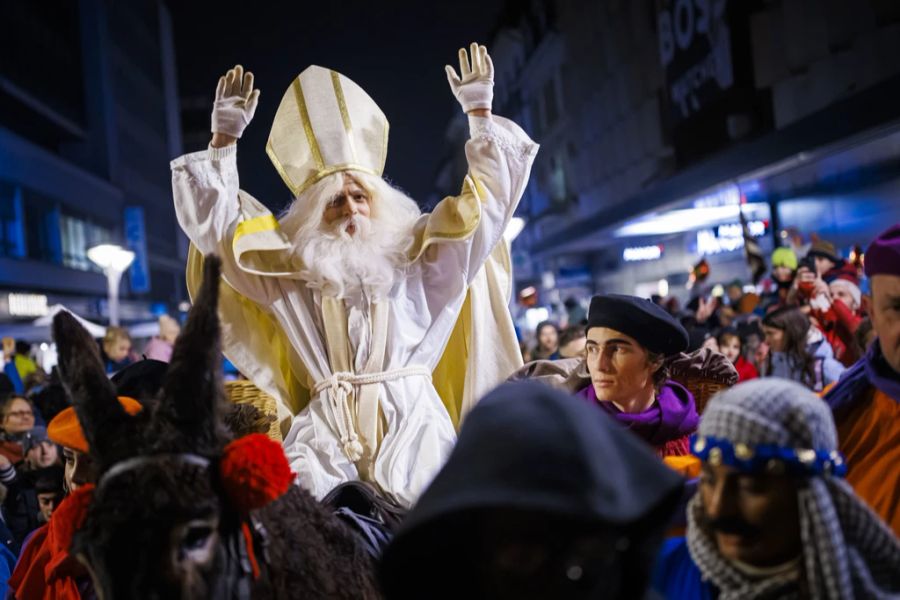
<box><xmin>320</xmin><ymin>297</ymin><xmax>388</xmax><ymax>481</ymax></box>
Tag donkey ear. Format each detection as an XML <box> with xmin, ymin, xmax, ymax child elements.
<box><xmin>159</xmin><ymin>255</ymin><xmax>227</xmax><ymax>451</ymax></box>
<box><xmin>53</xmin><ymin>311</ymin><xmax>129</xmax><ymax>464</ymax></box>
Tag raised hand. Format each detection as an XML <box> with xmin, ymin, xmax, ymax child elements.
<box><xmin>211</xmin><ymin>64</ymin><xmax>260</xmax><ymax>145</ymax></box>
<box><xmin>445</xmin><ymin>43</ymin><xmax>494</xmax><ymax>115</ymax></box>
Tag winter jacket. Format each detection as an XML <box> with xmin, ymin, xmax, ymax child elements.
<box><xmin>768</xmin><ymin>330</ymin><xmax>846</xmax><ymax>392</ymax></box>
<box><xmin>733</xmin><ymin>355</ymin><xmax>758</xmax><ymax>382</ymax></box>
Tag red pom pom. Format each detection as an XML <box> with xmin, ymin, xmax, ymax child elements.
<box><xmin>48</xmin><ymin>484</ymin><xmax>95</xmax><ymax>555</ymax></box>
<box><xmin>220</xmin><ymin>434</ymin><xmax>295</xmax><ymax>513</ymax></box>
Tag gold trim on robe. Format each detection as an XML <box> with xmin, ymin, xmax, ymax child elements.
<box><xmin>186</xmin><ymin>176</ymin><xmax>521</xmax><ymax>432</ymax></box>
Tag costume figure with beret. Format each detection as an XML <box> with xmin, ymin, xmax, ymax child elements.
<box><xmin>171</xmin><ymin>44</ymin><xmax>538</xmax><ymax>507</ymax></box>
<box><xmin>510</xmin><ymin>294</ymin><xmax>730</xmax><ymax>467</ymax></box>
<box><xmin>577</xmin><ymin>295</ymin><xmax>699</xmax><ymax>458</ymax></box>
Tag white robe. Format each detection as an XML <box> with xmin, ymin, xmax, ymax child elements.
<box><xmin>171</xmin><ymin>115</ymin><xmax>538</xmax><ymax>506</ymax></box>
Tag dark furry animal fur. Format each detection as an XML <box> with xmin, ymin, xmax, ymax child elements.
<box><xmin>53</xmin><ymin>256</ymin><xmax>380</xmax><ymax>599</ymax></box>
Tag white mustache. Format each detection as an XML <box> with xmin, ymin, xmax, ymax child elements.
<box><xmin>332</xmin><ymin>215</ymin><xmax>371</xmax><ymax>238</ymax></box>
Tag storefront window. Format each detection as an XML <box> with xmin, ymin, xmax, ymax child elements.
<box><xmin>60</xmin><ymin>213</ymin><xmax>112</xmax><ymax>272</ymax></box>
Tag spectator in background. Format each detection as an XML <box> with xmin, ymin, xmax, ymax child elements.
<box><xmin>724</xmin><ymin>279</ymin><xmax>743</xmax><ymax>307</ymax></box>
<box><xmin>33</xmin><ymin>467</ymin><xmax>64</xmax><ymax>524</ymax></box>
<box><xmin>142</xmin><ymin>315</ymin><xmax>181</xmax><ymax>363</ymax></box>
<box><xmin>806</xmin><ymin>238</ymin><xmax>843</xmax><ymax>278</ymax></box>
<box><xmin>1</xmin><ymin>427</ymin><xmax>62</xmax><ymax>552</ymax></box>
<box><xmin>716</xmin><ymin>328</ymin><xmax>758</xmax><ymax>382</ymax></box>
<box><xmin>760</xmin><ymin>246</ymin><xmax>797</xmax><ymax>312</ymax></box>
<box><xmin>557</xmin><ymin>326</ymin><xmax>586</xmax><ymax>359</ymax></box>
<box><xmin>100</xmin><ymin>326</ymin><xmax>133</xmax><ymax>374</ymax></box>
<box><xmin>0</xmin><ymin>395</ymin><xmax>36</xmax><ymax>464</ymax></box>
<box><xmin>810</xmin><ymin>262</ymin><xmax>866</xmax><ymax>367</ymax></box>
<box><xmin>761</xmin><ymin>307</ymin><xmax>844</xmax><ymax>391</ymax></box>
<box><xmin>531</xmin><ymin>321</ymin><xmax>560</xmax><ymax>360</ymax></box>
<box><xmin>1</xmin><ymin>339</ymin><xmax>38</xmax><ymax>395</ymax></box>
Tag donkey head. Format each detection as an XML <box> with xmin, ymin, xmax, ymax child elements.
<box><xmin>54</xmin><ymin>256</ymin><xmax>239</xmax><ymax>598</ymax></box>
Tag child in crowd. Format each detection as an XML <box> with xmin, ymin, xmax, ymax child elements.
<box><xmin>716</xmin><ymin>328</ymin><xmax>758</xmax><ymax>382</ymax></box>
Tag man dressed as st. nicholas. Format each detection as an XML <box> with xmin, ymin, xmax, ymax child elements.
<box><xmin>171</xmin><ymin>44</ymin><xmax>538</xmax><ymax>506</ymax></box>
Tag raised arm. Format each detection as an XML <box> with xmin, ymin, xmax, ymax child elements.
<box><xmin>171</xmin><ymin>65</ymin><xmax>274</xmax><ymax>304</ymax></box>
<box><xmin>420</xmin><ymin>45</ymin><xmax>538</xmax><ymax>291</ymax></box>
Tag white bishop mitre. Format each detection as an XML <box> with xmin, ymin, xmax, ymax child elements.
<box><xmin>266</xmin><ymin>66</ymin><xmax>389</xmax><ymax>197</ymax></box>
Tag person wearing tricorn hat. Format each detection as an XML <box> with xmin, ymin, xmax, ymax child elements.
<box><xmin>824</xmin><ymin>223</ymin><xmax>900</xmax><ymax>536</ymax></box>
<box><xmin>171</xmin><ymin>45</ymin><xmax>537</xmax><ymax>506</ymax></box>
<box><xmin>577</xmin><ymin>294</ymin><xmax>699</xmax><ymax>457</ymax></box>
<box><xmin>652</xmin><ymin>378</ymin><xmax>900</xmax><ymax>599</ymax></box>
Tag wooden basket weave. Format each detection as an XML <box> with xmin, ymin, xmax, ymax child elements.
<box><xmin>224</xmin><ymin>379</ymin><xmax>282</xmax><ymax>442</ymax></box>
<box><xmin>677</xmin><ymin>377</ymin><xmax>729</xmax><ymax>415</ymax></box>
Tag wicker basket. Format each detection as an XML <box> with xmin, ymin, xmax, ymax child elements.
<box><xmin>678</xmin><ymin>377</ymin><xmax>729</xmax><ymax>415</ymax></box>
<box><xmin>224</xmin><ymin>379</ymin><xmax>282</xmax><ymax>442</ymax></box>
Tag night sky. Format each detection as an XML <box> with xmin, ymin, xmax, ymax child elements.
<box><xmin>168</xmin><ymin>0</ymin><xmax>503</xmax><ymax>211</ymax></box>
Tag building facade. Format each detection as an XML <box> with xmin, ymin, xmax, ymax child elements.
<box><xmin>0</xmin><ymin>0</ymin><xmax>186</xmax><ymax>329</ymax></box>
<box><xmin>432</xmin><ymin>0</ymin><xmax>900</xmax><ymax>307</ymax></box>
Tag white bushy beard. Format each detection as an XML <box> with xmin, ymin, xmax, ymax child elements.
<box><xmin>296</xmin><ymin>214</ymin><xmax>405</xmax><ymax>299</ymax></box>
<box><xmin>281</xmin><ymin>171</ymin><xmax>420</xmax><ymax>300</ymax></box>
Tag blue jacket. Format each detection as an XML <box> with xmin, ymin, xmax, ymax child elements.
<box><xmin>652</xmin><ymin>537</ymin><xmax>717</xmax><ymax>600</ymax></box>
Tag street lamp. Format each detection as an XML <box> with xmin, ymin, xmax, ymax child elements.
<box><xmin>87</xmin><ymin>244</ymin><xmax>135</xmax><ymax>326</ymax></box>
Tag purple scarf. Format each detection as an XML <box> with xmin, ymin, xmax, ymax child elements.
<box><xmin>577</xmin><ymin>380</ymin><xmax>699</xmax><ymax>445</ymax></box>
<box><xmin>824</xmin><ymin>341</ymin><xmax>900</xmax><ymax>413</ymax></box>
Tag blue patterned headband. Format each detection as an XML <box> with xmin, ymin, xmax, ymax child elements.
<box><xmin>691</xmin><ymin>435</ymin><xmax>847</xmax><ymax>478</ymax></box>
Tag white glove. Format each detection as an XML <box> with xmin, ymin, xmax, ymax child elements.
<box><xmin>211</xmin><ymin>64</ymin><xmax>260</xmax><ymax>139</ymax></box>
<box><xmin>445</xmin><ymin>43</ymin><xmax>494</xmax><ymax>113</ymax></box>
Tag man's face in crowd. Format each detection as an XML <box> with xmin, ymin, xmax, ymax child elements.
<box><xmin>37</xmin><ymin>491</ymin><xmax>63</xmax><ymax>521</ymax></box>
<box><xmin>26</xmin><ymin>441</ymin><xmax>59</xmax><ymax>469</ymax></box>
<box><xmin>813</xmin><ymin>256</ymin><xmax>836</xmax><ymax>277</ymax></box>
<box><xmin>870</xmin><ymin>274</ymin><xmax>900</xmax><ymax>373</ymax></box>
<box><xmin>104</xmin><ymin>338</ymin><xmax>131</xmax><ymax>363</ymax></box>
<box><xmin>719</xmin><ymin>335</ymin><xmax>741</xmax><ymax>364</ymax></box>
<box><xmin>829</xmin><ymin>281</ymin><xmax>859</xmax><ymax>312</ymax></box>
<box><xmin>699</xmin><ymin>463</ymin><xmax>802</xmax><ymax>567</ymax></box>
<box><xmin>585</xmin><ymin>328</ymin><xmax>658</xmax><ymax>410</ymax></box>
<box><xmin>3</xmin><ymin>398</ymin><xmax>34</xmax><ymax>434</ymax></box>
<box><xmin>322</xmin><ymin>174</ymin><xmax>371</xmax><ymax>236</ymax></box>
<box><xmin>63</xmin><ymin>447</ymin><xmax>97</xmax><ymax>493</ymax></box>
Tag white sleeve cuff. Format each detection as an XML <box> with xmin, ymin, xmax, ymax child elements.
<box><xmin>169</xmin><ymin>143</ymin><xmax>237</xmax><ymax>170</ymax></box>
<box><xmin>468</xmin><ymin>115</ymin><xmax>539</xmax><ymax>160</ymax></box>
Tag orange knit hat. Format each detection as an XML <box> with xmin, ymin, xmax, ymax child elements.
<box><xmin>47</xmin><ymin>397</ymin><xmax>143</xmax><ymax>454</ymax></box>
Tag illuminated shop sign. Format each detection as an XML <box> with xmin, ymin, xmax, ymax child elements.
<box><xmin>8</xmin><ymin>293</ymin><xmax>49</xmax><ymax>317</ymax></box>
<box><xmin>696</xmin><ymin>220</ymin><xmax>766</xmax><ymax>256</ymax></box>
<box><xmin>623</xmin><ymin>244</ymin><xmax>665</xmax><ymax>262</ymax></box>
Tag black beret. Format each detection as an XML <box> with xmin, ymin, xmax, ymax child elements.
<box><xmin>586</xmin><ymin>294</ymin><xmax>689</xmax><ymax>356</ymax></box>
